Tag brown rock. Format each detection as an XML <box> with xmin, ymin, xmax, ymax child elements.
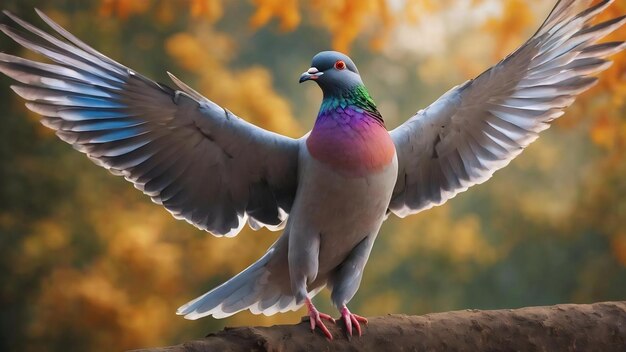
<box><xmin>130</xmin><ymin>301</ymin><xmax>626</xmax><ymax>352</ymax></box>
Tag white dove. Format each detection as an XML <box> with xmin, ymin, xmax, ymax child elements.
<box><xmin>0</xmin><ymin>0</ymin><xmax>624</xmax><ymax>340</ymax></box>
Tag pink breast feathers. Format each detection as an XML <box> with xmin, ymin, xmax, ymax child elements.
<box><xmin>306</xmin><ymin>112</ymin><xmax>396</xmax><ymax>178</ymax></box>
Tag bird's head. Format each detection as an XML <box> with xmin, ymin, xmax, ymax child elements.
<box><xmin>299</xmin><ymin>51</ymin><xmax>363</xmax><ymax>95</ymax></box>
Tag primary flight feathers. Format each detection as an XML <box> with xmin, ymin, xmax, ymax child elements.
<box><xmin>389</xmin><ymin>0</ymin><xmax>625</xmax><ymax>216</ymax></box>
<box><xmin>0</xmin><ymin>9</ymin><xmax>300</xmax><ymax>237</ymax></box>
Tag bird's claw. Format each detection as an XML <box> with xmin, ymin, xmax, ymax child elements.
<box><xmin>340</xmin><ymin>306</ymin><xmax>368</xmax><ymax>338</ymax></box>
<box><xmin>306</xmin><ymin>298</ymin><xmax>335</xmax><ymax>340</ymax></box>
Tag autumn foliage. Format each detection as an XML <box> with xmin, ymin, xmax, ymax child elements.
<box><xmin>0</xmin><ymin>1</ymin><xmax>624</xmax><ymax>351</ymax></box>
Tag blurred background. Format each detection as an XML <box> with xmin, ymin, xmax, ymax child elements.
<box><xmin>0</xmin><ymin>0</ymin><xmax>624</xmax><ymax>351</ymax></box>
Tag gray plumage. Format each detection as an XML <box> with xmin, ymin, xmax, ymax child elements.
<box><xmin>390</xmin><ymin>0</ymin><xmax>625</xmax><ymax>216</ymax></box>
<box><xmin>0</xmin><ymin>0</ymin><xmax>624</xmax><ymax>333</ymax></box>
<box><xmin>0</xmin><ymin>10</ymin><xmax>299</xmax><ymax>237</ymax></box>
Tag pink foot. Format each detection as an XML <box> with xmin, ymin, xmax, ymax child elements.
<box><xmin>340</xmin><ymin>306</ymin><xmax>368</xmax><ymax>338</ymax></box>
<box><xmin>306</xmin><ymin>298</ymin><xmax>335</xmax><ymax>340</ymax></box>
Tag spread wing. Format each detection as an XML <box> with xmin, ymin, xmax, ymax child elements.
<box><xmin>389</xmin><ymin>0</ymin><xmax>625</xmax><ymax>217</ymax></box>
<box><xmin>0</xmin><ymin>10</ymin><xmax>300</xmax><ymax>237</ymax></box>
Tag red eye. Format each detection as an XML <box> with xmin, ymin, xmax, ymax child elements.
<box><xmin>334</xmin><ymin>60</ymin><xmax>346</xmax><ymax>70</ymax></box>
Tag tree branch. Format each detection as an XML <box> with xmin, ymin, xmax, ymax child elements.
<box><xmin>130</xmin><ymin>301</ymin><xmax>626</xmax><ymax>352</ymax></box>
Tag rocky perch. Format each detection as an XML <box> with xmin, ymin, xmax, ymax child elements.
<box><xmin>130</xmin><ymin>301</ymin><xmax>626</xmax><ymax>352</ymax></box>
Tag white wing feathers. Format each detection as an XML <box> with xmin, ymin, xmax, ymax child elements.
<box><xmin>389</xmin><ymin>0</ymin><xmax>625</xmax><ymax>217</ymax></box>
<box><xmin>0</xmin><ymin>10</ymin><xmax>300</xmax><ymax>237</ymax></box>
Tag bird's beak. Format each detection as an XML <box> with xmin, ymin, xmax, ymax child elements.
<box><xmin>299</xmin><ymin>67</ymin><xmax>323</xmax><ymax>83</ymax></box>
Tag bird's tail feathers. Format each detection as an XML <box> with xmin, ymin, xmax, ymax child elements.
<box><xmin>177</xmin><ymin>249</ymin><xmax>309</xmax><ymax>319</ymax></box>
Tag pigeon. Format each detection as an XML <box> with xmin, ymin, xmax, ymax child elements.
<box><xmin>0</xmin><ymin>0</ymin><xmax>624</xmax><ymax>340</ymax></box>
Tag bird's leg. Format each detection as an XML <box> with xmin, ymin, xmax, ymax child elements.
<box><xmin>340</xmin><ymin>305</ymin><xmax>368</xmax><ymax>338</ymax></box>
<box><xmin>305</xmin><ymin>297</ymin><xmax>335</xmax><ymax>340</ymax></box>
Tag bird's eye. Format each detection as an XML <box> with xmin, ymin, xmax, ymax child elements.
<box><xmin>334</xmin><ymin>60</ymin><xmax>346</xmax><ymax>70</ymax></box>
